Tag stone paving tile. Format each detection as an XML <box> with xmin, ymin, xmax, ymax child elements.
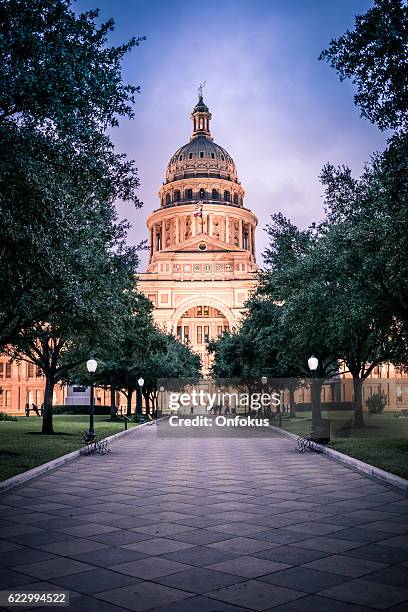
<box><xmin>0</xmin><ymin>547</ymin><xmax>56</xmax><ymax>568</ymax></box>
<box><xmin>319</xmin><ymin>578</ymin><xmax>408</xmax><ymax>609</ymax></box>
<box><xmin>132</xmin><ymin>523</ymin><xmax>196</xmax><ymax>537</ymax></box>
<box><xmin>361</xmin><ymin>520</ymin><xmax>408</xmax><ymax>534</ymax></box>
<box><xmin>294</xmin><ymin>536</ymin><xmax>363</xmax><ymax>553</ymax></box>
<box><xmin>13</xmin><ymin>557</ymin><xmax>95</xmax><ymax>580</ymax></box>
<box><xmin>0</xmin><ymin>541</ymin><xmax>23</xmax><ymax>553</ymax></box>
<box><xmin>363</xmin><ymin>563</ymin><xmax>408</xmax><ymax>588</ymax></box>
<box><xmin>37</xmin><ymin>538</ymin><xmax>110</xmax><ymax>556</ymax></box>
<box><xmin>327</xmin><ymin>526</ymin><xmax>396</xmax><ymax>544</ymax></box>
<box><xmin>86</xmin><ymin>530</ymin><xmax>155</xmax><ymax>546</ymax></box>
<box><xmin>380</xmin><ymin>534</ymin><xmax>408</xmax><ymax>548</ymax></box>
<box><xmin>207</xmin><ymin>555</ymin><xmax>292</xmax><ymax>578</ymax></box>
<box><xmin>258</xmin><ymin>566</ymin><xmax>349</xmax><ymax>593</ymax></box>
<box><xmin>153</xmin><ymin>567</ymin><xmax>246</xmax><ymax>593</ymax></box>
<box><xmin>110</xmin><ymin>557</ymin><xmax>195</xmax><ymax>580</ymax></box>
<box><xmin>206</xmin><ymin>578</ymin><xmax>306</xmax><ymax>611</ymax></box>
<box><xmin>254</xmin><ymin>545</ymin><xmax>330</xmax><ymax>565</ymax></box>
<box><xmin>148</xmin><ymin>594</ymin><xmax>251</xmax><ymax>611</ymax></box>
<box><xmin>343</xmin><ymin>542</ymin><xmax>408</xmax><ymax>564</ymax></box>
<box><xmin>207</xmin><ymin>522</ymin><xmax>271</xmax><ymax>536</ymax></box>
<box><xmin>266</xmin><ymin>594</ymin><xmax>376</xmax><ymax>611</ymax></box>
<box><xmin>0</xmin><ymin>568</ymin><xmax>39</xmax><ymax>588</ymax></box>
<box><xmin>304</xmin><ymin>554</ymin><xmax>388</xmax><ymax>577</ymax></box>
<box><xmin>165</xmin><ymin>528</ymin><xmax>234</xmax><ymax>546</ymax></box>
<box><xmin>95</xmin><ymin>581</ymin><xmax>194</xmax><ymax>611</ymax></box>
<box><xmin>207</xmin><ymin>536</ymin><xmax>279</xmax><ymax>555</ymax></box>
<box><xmin>162</xmin><ymin>545</ymin><xmax>242</xmax><ymax>567</ymax></box>
<box><xmin>121</xmin><ymin>537</ymin><xmax>196</xmax><ymax>556</ymax></box>
<box><xmin>51</xmin><ymin>568</ymin><xmax>141</xmax><ymax>594</ymax></box>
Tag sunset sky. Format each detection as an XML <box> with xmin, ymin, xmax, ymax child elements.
<box><xmin>76</xmin><ymin>0</ymin><xmax>386</xmax><ymax>269</ymax></box>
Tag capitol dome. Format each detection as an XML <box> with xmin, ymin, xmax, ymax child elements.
<box><xmin>163</xmin><ymin>93</ymin><xmax>241</xmax><ymax>199</ymax></box>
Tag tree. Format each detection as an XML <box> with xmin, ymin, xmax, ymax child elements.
<box><xmin>319</xmin><ymin>0</ymin><xmax>408</xmax><ymax>131</ymax></box>
<box><xmin>0</xmin><ymin>0</ymin><xmax>144</xmax><ymax>347</ymax></box>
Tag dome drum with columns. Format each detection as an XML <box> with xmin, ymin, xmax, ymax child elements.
<box><xmin>138</xmin><ymin>91</ymin><xmax>258</xmax><ymax>371</ymax></box>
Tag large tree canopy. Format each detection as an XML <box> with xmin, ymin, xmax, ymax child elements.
<box><xmin>320</xmin><ymin>0</ymin><xmax>408</xmax><ymax>131</ymax></box>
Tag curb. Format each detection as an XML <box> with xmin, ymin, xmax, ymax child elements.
<box><xmin>269</xmin><ymin>424</ymin><xmax>408</xmax><ymax>494</ymax></box>
<box><xmin>0</xmin><ymin>417</ymin><xmax>166</xmax><ymax>494</ymax></box>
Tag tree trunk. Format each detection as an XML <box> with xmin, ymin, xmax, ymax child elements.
<box><xmin>42</xmin><ymin>373</ymin><xmax>55</xmax><ymax>434</ymax></box>
<box><xmin>110</xmin><ymin>386</ymin><xmax>117</xmax><ymax>420</ymax></box>
<box><xmin>289</xmin><ymin>384</ymin><xmax>296</xmax><ymax>417</ymax></box>
<box><xmin>126</xmin><ymin>388</ymin><xmax>133</xmax><ymax>416</ymax></box>
<box><xmin>353</xmin><ymin>376</ymin><xmax>365</xmax><ymax>428</ymax></box>
<box><xmin>144</xmin><ymin>392</ymin><xmax>150</xmax><ymax>415</ymax></box>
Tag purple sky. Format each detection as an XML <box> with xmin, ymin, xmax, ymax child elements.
<box><xmin>76</xmin><ymin>0</ymin><xmax>386</xmax><ymax>269</ymax></box>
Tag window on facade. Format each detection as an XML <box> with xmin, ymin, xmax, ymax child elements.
<box><xmin>0</xmin><ymin>392</ymin><xmax>3</xmax><ymax>407</ymax></box>
<box><xmin>197</xmin><ymin>306</ymin><xmax>203</xmax><ymax>316</ymax></box>
<box><xmin>5</xmin><ymin>390</ymin><xmax>11</xmax><ymax>406</ymax></box>
<box><xmin>221</xmin><ymin>154</ymin><xmax>225</xmax><ymax>161</ymax></box>
<box><xmin>224</xmin><ymin>191</ymin><xmax>230</xmax><ymax>202</ymax></box>
<box><xmin>199</xmin><ymin>188</ymin><xmax>205</xmax><ymax>200</ymax></box>
<box><xmin>212</xmin><ymin>189</ymin><xmax>219</xmax><ymax>200</ymax></box>
<box><xmin>177</xmin><ymin>326</ymin><xmax>182</xmax><ymax>339</ymax></box>
<box><xmin>174</xmin><ymin>190</ymin><xmax>181</xmax><ymax>202</ymax></box>
<box><xmin>188</xmin><ymin>152</ymin><xmax>193</xmax><ymax>160</ymax></box>
<box><xmin>217</xmin><ymin>325</ymin><xmax>223</xmax><ymax>336</ymax></box>
<box><xmin>183</xmin><ymin>326</ymin><xmax>189</xmax><ymax>343</ymax></box>
<box><xmin>179</xmin><ymin>154</ymin><xmax>183</xmax><ymax>161</ymax></box>
<box><xmin>5</xmin><ymin>362</ymin><xmax>11</xmax><ymax>378</ymax></box>
<box><xmin>204</xmin><ymin>306</ymin><xmax>209</xmax><ymax>316</ymax></box>
<box><xmin>233</xmin><ymin>193</ymin><xmax>238</xmax><ymax>205</ymax></box>
<box><xmin>199</xmin><ymin>151</ymin><xmax>204</xmax><ymax>158</ymax></box>
<box><xmin>0</xmin><ymin>363</ymin><xmax>3</xmax><ymax>379</ymax></box>
<box><xmin>204</xmin><ymin>326</ymin><xmax>209</xmax><ymax>342</ymax></box>
<box><xmin>225</xmin><ymin>325</ymin><xmax>230</xmax><ymax>332</ymax></box>
<box><xmin>211</xmin><ymin>152</ymin><xmax>215</xmax><ymax>159</ymax></box>
<box><xmin>165</xmin><ymin>193</ymin><xmax>171</xmax><ymax>205</ymax></box>
<box><xmin>197</xmin><ymin>326</ymin><xmax>203</xmax><ymax>344</ymax></box>
<box><xmin>186</xmin><ymin>188</ymin><xmax>193</xmax><ymax>200</ymax></box>
<box><xmin>27</xmin><ymin>363</ymin><xmax>34</xmax><ymax>378</ymax></box>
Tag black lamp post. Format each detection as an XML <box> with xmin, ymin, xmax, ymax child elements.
<box><xmin>308</xmin><ymin>355</ymin><xmax>319</xmax><ymax>430</ymax></box>
<box><xmin>136</xmin><ymin>377</ymin><xmax>144</xmax><ymax>416</ymax></box>
<box><xmin>86</xmin><ymin>358</ymin><xmax>97</xmax><ymax>440</ymax></box>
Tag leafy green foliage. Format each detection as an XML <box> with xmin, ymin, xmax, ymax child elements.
<box><xmin>319</xmin><ymin>0</ymin><xmax>408</xmax><ymax>131</ymax></box>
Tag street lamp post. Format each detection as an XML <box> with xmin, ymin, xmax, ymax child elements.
<box><xmin>136</xmin><ymin>377</ymin><xmax>144</xmax><ymax>416</ymax></box>
<box><xmin>261</xmin><ymin>376</ymin><xmax>268</xmax><ymax>418</ymax></box>
<box><xmin>86</xmin><ymin>358</ymin><xmax>97</xmax><ymax>440</ymax></box>
<box><xmin>308</xmin><ymin>356</ymin><xmax>319</xmax><ymax>432</ymax></box>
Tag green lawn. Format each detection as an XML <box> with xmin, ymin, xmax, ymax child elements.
<box><xmin>0</xmin><ymin>415</ymin><xmax>138</xmax><ymax>482</ymax></box>
<box><xmin>273</xmin><ymin>410</ymin><xmax>408</xmax><ymax>480</ymax></box>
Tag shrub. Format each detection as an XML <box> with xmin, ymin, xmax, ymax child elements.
<box><xmin>0</xmin><ymin>412</ymin><xmax>17</xmax><ymax>421</ymax></box>
<box><xmin>366</xmin><ymin>392</ymin><xmax>387</xmax><ymax>414</ymax></box>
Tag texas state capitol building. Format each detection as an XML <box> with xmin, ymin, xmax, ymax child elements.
<box><xmin>138</xmin><ymin>93</ymin><xmax>258</xmax><ymax>370</ymax></box>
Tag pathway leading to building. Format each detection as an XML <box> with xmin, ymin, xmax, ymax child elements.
<box><xmin>1</xmin><ymin>424</ymin><xmax>408</xmax><ymax>611</ymax></box>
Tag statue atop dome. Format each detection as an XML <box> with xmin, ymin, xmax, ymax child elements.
<box><xmin>198</xmin><ymin>81</ymin><xmax>206</xmax><ymax>99</ymax></box>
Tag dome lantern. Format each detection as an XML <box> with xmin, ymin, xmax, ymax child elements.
<box><xmin>191</xmin><ymin>83</ymin><xmax>212</xmax><ymax>138</ymax></box>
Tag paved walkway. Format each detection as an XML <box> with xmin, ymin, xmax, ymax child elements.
<box><xmin>0</xmin><ymin>424</ymin><xmax>408</xmax><ymax>612</ymax></box>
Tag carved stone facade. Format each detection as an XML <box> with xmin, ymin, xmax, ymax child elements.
<box><xmin>138</xmin><ymin>94</ymin><xmax>258</xmax><ymax>370</ymax></box>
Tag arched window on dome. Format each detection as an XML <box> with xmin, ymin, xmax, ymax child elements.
<box><xmin>185</xmin><ymin>188</ymin><xmax>193</xmax><ymax>201</ymax></box>
<box><xmin>211</xmin><ymin>152</ymin><xmax>215</xmax><ymax>159</ymax></box>
<box><xmin>233</xmin><ymin>193</ymin><xmax>239</xmax><ymax>205</ymax></box>
<box><xmin>174</xmin><ymin>190</ymin><xmax>181</xmax><ymax>202</ymax></box>
<box><xmin>199</xmin><ymin>188</ymin><xmax>205</xmax><ymax>201</ymax></box>
<box><xmin>212</xmin><ymin>189</ymin><xmax>219</xmax><ymax>201</ymax></box>
<box><xmin>224</xmin><ymin>190</ymin><xmax>231</xmax><ymax>203</ymax></box>
<box><xmin>165</xmin><ymin>193</ymin><xmax>171</xmax><ymax>206</ymax></box>
<box><xmin>188</xmin><ymin>152</ymin><xmax>193</xmax><ymax>160</ymax></box>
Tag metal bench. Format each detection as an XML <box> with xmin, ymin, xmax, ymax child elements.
<box><xmin>80</xmin><ymin>431</ymin><xmax>111</xmax><ymax>455</ymax></box>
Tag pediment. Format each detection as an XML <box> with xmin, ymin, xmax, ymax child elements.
<box><xmin>165</xmin><ymin>235</ymin><xmax>241</xmax><ymax>253</ymax></box>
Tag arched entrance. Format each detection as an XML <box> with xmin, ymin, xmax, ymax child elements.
<box><xmin>175</xmin><ymin>304</ymin><xmax>231</xmax><ymax>372</ymax></box>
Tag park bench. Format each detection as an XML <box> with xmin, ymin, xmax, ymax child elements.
<box><xmin>80</xmin><ymin>431</ymin><xmax>111</xmax><ymax>455</ymax></box>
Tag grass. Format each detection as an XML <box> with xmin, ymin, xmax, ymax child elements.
<box><xmin>274</xmin><ymin>410</ymin><xmax>408</xmax><ymax>480</ymax></box>
<box><xmin>0</xmin><ymin>415</ymin><xmax>139</xmax><ymax>482</ymax></box>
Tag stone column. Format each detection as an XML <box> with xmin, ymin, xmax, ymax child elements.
<box><xmin>226</xmin><ymin>216</ymin><xmax>230</xmax><ymax>244</ymax></box>
<box><xmin>239</xmin><ymin>219</ymin><xmax>243</xmax><ymax>248</ymax></box>
<box><xmin>161</xmin><ymin>220</ymin><xmax>165</xmax><ymax>248</ymax></box>
<box><xmin>208</xmin><ymin>214</ymin><xmax>213</xmax><ymax>237</ymax></box>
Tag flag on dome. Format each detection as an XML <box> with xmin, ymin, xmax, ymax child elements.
<box><xmin>193</xmin><ymin>202</ymin><xmax>203</xmax><ymax>218</ymax></box>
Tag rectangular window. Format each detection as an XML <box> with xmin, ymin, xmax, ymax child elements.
<box><xmin>188</xmin><ymin>153</ymin><xmax>193</xmax><ymax>160</ymax></box>
<box><xmin>203</xmin><ymin>306</ymin><xmax>209</xmax><ymax>316</ymax></box>
<box><xmin>211</xmin><ymin>152</ymin><xmax>215</xmax><ymax>159</ymax></box>
<box><xmin>224</xmin><ymin>325</ymin><xmax>230</xmax><ymax>332</ymax></box>
<box><xmin>197</xmin><ymin>326</ymin><xmax>203</xmax><ymax>344</ymax></box>
<box><xmin>177</xmin><ymin>326</ymin><xmax>182</xmax><ymax>339</ymax></box>
<box><xmin>183</xmin><ymin>326</ymin><xmax>189</xmax><ymax>342</ymax></box>
<box><xmin>5</xmin><ymin>362</ymin><xmax>11</xmax><ymax>378</ymax></box>
<box><xmin>0</xmin><ymin>392</ymin><xmax>3</xmax><ymax>407</ymax></box>
<box><xmin>27</xmin><ymin>363</ymin><xmax>34</xmax><ymax>378</ymax></box>
<box><xmin>217</xmin><ymin>325</ymin><xmax>223</xmax><ymax>336</ymax></box>
<box><xmin>0</xmin><ymin>363</ymin><xmax>3</xmax><ymax>378</ymax></box>
<box><xmin>200</xmin><ymin>151</ymin><xmax>204</xmax><ymax>158</ymax></box>
<box><xmin>197</xmin><ymin>306</ymin><xmax>203</xmax><ymax>316</ymax></box>
<box><xmin>36</xmin><ymin>367</ymin><xmax>42</xmax><ymax>377</ymax></box>
<box><xmin>5</xmin><ymin>390</ymin><xmax>11</xmax><ymax>406</ymax></box>
<box><xmin>204</xmin><ymin>326</ymin><xmax>209</xmax><ymax>342</ymax></box>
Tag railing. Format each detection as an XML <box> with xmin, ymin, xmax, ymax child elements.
<box><xmin>163</xmin><ymin>197</ymin><xmax>241</xmax><ymax>208</ymax></box>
